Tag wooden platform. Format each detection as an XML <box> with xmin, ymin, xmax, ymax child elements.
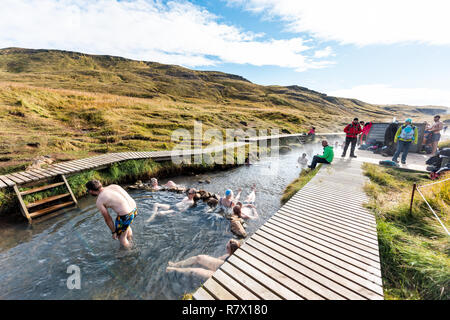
<box><xmin>0</xmin><ymin>142</ymin><xmax>248</xmax><ymax>190</ymax></box>
<box><xmin>193</xmin><ymin>159</ymin><xmax>384</xmax><ymax>300</ymax></box>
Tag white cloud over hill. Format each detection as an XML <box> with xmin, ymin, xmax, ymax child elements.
<box><xmin>228</xmin><ymin>0</ymin><xmax>450</xmax><ymax>46</ymax></box>
<box><xmin>330</xmin><ymin>84</ymin><xmax>450</xmax><ymax>108</ymax></box>
<box><xmin>0</xmin><ymin>0</ymin><xmax>332</xmax><ymax>71</ymax></box>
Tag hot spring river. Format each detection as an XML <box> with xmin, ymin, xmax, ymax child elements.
<box><xmin>0</xmin><ymin>141</ymin><xmax>333</xmax><ymax>299</ymax></box>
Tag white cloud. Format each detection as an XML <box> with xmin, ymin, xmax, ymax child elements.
<box><xmin>314</xmin><ymin>46</ymin><xmax>333</xmax><ymax>58</ymax></box>
<box><xmin>0</xmin><ymin>0</ymin><xmax>332</xmax><ymax>71</ymax></box>
<box><xmin>329</xmin><ymin>84</ymin><xmax>450</xmax><ymax>107</ymax></box>
<box><xmin>228</xmin><ymin>0</ymin><xmax>450</xmax><ymax>46</ymax></box>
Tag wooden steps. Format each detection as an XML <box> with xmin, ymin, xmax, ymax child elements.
<box><xmin>13</xmin><ymin>175</ymin><xmax>78</xmax><ymax>224</ymax></box>
<box><xmin>26</xmin><ymin>193</ymin><xmax>71</xmax><ymax>209</ymax></box>
<box><xmin>20</xmin><ymin>182</ymin><xmax>65</xmax><ymax>196</ymax></box>
<box><xmin>29</xmin><ymin>201</ymin><xmax>75</xmax><ymax>219</ymax></box>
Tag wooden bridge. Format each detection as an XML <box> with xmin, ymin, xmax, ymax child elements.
<box><xmin>193</xmin><ymin>159</ymin><xmax>384</xmax><ymax>300</ymax></box>
<box><xmin>0</xmin><ymin>142</ymin><xmax>248</xmax><ymax>223</ymax></box>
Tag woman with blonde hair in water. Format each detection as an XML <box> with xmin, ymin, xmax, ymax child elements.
<box><xmin>166</xmin><ymin>239</ymin><xmax>241</xmax><ymax>279</ymax></box>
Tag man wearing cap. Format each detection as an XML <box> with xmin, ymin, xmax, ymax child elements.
<box><xmin>342</xmin><ymin>118</ymin><xmax>362</xmax><ymax>158</ymax></box>
<box><xmin>392</xmin><ymin>118</ymin><xmax>418</xmax><ymax>164</ymax></box>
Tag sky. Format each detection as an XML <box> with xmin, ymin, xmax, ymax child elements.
<box><xmin>1</xmin><ymin>0</ymin><xmax>450</xmax><ymax>108</ymax></box>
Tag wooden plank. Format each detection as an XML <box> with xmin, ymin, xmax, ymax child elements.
<box><xmin>202</xmin><ymin>278</ymin><xmax>237</xmax><ymax>300</ymax></box>
<box><xmin>14</xmin><ymin>171</ymin><xmax>39</xmax><ymax>182</ymax></box>
<box><xmin>52</xmin><ymin>162</ymin><xmax>81</xmax><ymax>173</ymax></box>
<box><xmin>227</xmin><ymin>255</ymin><xmax>303</xmax><ymax>300</ymax></box>
<box><xmin>26</xmin><ymin>193</ymin><xmax>71</xmax><ymax>209</ymax></box>
<box><xmin>0</xmin><ymin>179</ymin><xmax>7</xmax><ymax>188</ymax></box>
<box><xmin>281</xmin><ymin>202</ymin><xmax>378</xmax><ymax>235</ymax></box>
<box><xmin>13</xmin><ymin>184</ymin><xmax>32</xmax><ymax>224</ymax></box>
<box><xmin>264</xmin><ymin>220</ymin><xmax>380</xmax><ymax>269</ymax></box>
<box><xmin>220</xmin><ymin>263</ymin><xmax>281</xmax><ymax>300</ymax></box>
<box><xmin>193</xmin><ymin>287</ymin><xmax>215</xmax><ymax>300</ymax></box>
<box><xmin>253</xmin><ymin>232</ymin><xmax>383</xmax><ymax>294</ymax></box>
<box><xmin>278</xmin><ymin>206</ymin><xmax>378</xmax><ymax>241</ymax></box>
<box><xmin>291</xmin><ymin>190</ymin><xmax>371</xmax><ymax>214</ymax></box>
<box><xmin>212</xmin><ymin>269</ymin><xmax>260</xmax><ymax>300</ymax></box>
<box><xmin>257</xmin><ymin>227</ymin><xmax>382</xmax><ymax>283</ymax></box>
<box><xmin>27</xmin><ymin>169</ymin><xmax>54</xmax><ymax>178</ymax></box>
<box><xmin>261</xmin><ymin>223</ymin><xmax>380</xmax><ymax>276</ymax></box>
<box><xmin>247</xmin><ymin>236</ymin><xmax>382</xmax><ymax>300</ymax></box>
<box><xmin>276</xmin><ymin>211</ymin><xmax>379</xmax><ymax>249</ymax></box>
<box><xmin>270</xmin><ymin>215</ymin><xmax>380</xmax><ymax>260</ymax></box>
<box><xmin>20</xmin><ymin>170</ymin><xmax>45</xmax><ymax>180</ymax></box>
<box><xmin>0</xmin><ymin>175</ymin><xmax>16</xmax><ymax>187</ymax></box>
<box><xmin>29</xmin><ymin>201</ymin><xmax>75</xmax><ymax>219</ymax></box>
<box><xmin>62</xmin><ymin>174</ymin><xmax>78</xmax><ymax>206</ymax></box>
<box><xmin>240</xmin><ymin>245</ymin><xmax>347</xmax><ymax>300</ymax></box>
<box><xmin>5</xmin><ymin>173</ymin><xmax>27</xmax><ymax>184</ymax></box>
<box><xmin>290</xmin><ymin>192</ymin><xmax>375</xmax><ymax>222</ymax></box>
<box><xmin>287</xmin><ymin>194</ymin><xmax>376</xmax><ymax>223</ymax></box>
<box><xmin>233</xmin><ymin>249</ymin><xmax>326</xmax><ymax>300</ymax></box>
<box><xmin>20</xmin><ymin>182</ymin><xmax>65</xmax><ymax>196</ymax></box>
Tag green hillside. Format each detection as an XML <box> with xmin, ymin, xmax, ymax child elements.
<box><xmin>0</xmin><ymin>47</ymin><xmax>445</xmax><ymax>173</ymax></box>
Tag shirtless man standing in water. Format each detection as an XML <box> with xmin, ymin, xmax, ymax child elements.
<box><xmin>86</xmin><ymin>180</ymin><xmax>137</xmax><ymax>249</ymax></box>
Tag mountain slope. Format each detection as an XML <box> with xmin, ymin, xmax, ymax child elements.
<box><xmin>0</xmin><ymin>47</ymin><xmax>445</xmax><ymax>172</ymax></box>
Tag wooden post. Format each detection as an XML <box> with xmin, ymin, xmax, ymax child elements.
<box><xmin>13</xmin><ymin>184</ymin><xmax>32</xmax><ymax>224</ymax></box>
<box><xmin>409</xmin><ymin>183</ymin><xmax>416</xmax><ymax>215</ymax></box>
<box><xmin>61</xmin><ymin>174</ymin><xmax>78</xmax><ymax>207</ymax></box>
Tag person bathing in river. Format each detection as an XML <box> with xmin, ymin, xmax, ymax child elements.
<box><xmin>150</xmin><ymin>178</ymin><xmax>177</xmax><ymax>190</ymax></box>
<box><xmin>297</xmin><ymin>153</ymin><xmax>308</xmax><ymax>167</ymax></box>
<box><xmin>86</xmin><ymin>180</ymin><xmax>137</xmax><ymax>249</ymax></box>
<box><xmin>234</xmin><ymin>203</ymin><xmax>258</xmax><ymax>220</ymax></box>
<box><xmin>166</xmin><ymin>239</ymin><xmax>241</xmax><ymax>279</ymax></box>
<box><xmin>218</xmin><ymin>188</ymin><xmax>241</xmax><ymax>210</ymax></box>
<box><xmin>146</xmin><ymin>188</ymin><xmax>196</xmax><ymax>222</ymax></box>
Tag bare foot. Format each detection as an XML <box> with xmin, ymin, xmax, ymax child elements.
<box><xmin>167</xmin><ymin>261</ymin><xmax>177</xmax><ymax>267</ymax></box>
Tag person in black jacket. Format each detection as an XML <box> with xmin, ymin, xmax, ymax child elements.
<box><xmin>383</xmin><ymin>122</ymin><xmax>399</xmax><ymax>156</ymax></box>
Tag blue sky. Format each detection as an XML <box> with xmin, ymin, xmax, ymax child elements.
<box><xmin>1</xmin><ymin>0</ymin><xmax>450</xmax><ymax>107</ymax></box>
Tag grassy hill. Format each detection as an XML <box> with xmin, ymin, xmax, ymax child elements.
<box><xmin>0</xmin><ymin>47</ymin><xmax>446</xmax><ymax>173</ymax></box>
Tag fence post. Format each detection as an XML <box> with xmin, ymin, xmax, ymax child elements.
<box><xmin>409</xmin><ymin>183</ymin><xmax>416</xmax><ymax>215</ymax></box>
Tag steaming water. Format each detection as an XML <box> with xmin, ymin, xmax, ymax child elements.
<box><xmin>0</xmin><ymin>141</ymin><xmax>334</xmax><ymax>299</ymax></box>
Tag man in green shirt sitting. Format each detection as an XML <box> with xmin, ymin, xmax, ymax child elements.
<box><xmin>308</xmin><ymin>140</ymin><xmax>334</xmax><ymax>169</ymax></box>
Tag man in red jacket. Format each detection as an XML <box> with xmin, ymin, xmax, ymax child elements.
<box><xmin>342</xmin><ymin>118</ymin><xmax>362</xmax><ymax>158</ymax></box>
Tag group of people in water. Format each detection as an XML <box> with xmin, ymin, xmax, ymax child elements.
<box><xmin>85</xmin><ymin>177</ymin><xmax>260</xmax><ymax>278</ymax></box>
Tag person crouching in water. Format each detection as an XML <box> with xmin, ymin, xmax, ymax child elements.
<box><xmin>166</xmin><ymin>239</ymin><xmax>241</xmax><ymax>279</ymax></box>
<box><xmin>308</xmin><ymin>140</ymin><xmax>334</xmax><ymax>169</ymax></box>
<box><xmin>86</xmin><ymin>180</ymin><xmax>137</xmax><ymax>249</ymax></box>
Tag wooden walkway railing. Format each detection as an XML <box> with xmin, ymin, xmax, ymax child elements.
<box><xmin>193</xmin><ymin>159</ymin><xmax>384</xmax><ymax>300</ymax></box>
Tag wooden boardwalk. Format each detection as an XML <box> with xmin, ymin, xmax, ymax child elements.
<box><xmin>193</xmin><ymin>159</ymin><xmax>384</xmax><ymax>300</ymax></box>
<box><xmin>0</xmin><ymin>142</ymin><xmax>248</xmax><ymax>190</ymax></box>
<box><xmin>0</xmin><ymin>132</ymin><xmax>343</xmax><ymax>190</ymax></box>
<box><xmin>243</xmin><ymin>132</ymin><xmax>344</xmax><ymax>142</ymax></box>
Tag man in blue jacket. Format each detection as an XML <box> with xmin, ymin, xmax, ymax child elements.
<box><xmin>392</xmin><ymin>118</ymin><xmax>418</xmax><ymax>164</ymax></box>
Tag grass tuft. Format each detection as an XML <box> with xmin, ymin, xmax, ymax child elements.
<box><xmin>362</xmin><ymin>163</ymin><xmax>449</xmax><ymax>300</ymax></box>
<box><xmin>281</xmin><ymin>165</ymin><xmax>322</xmax><ymax>204</ymax></box>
